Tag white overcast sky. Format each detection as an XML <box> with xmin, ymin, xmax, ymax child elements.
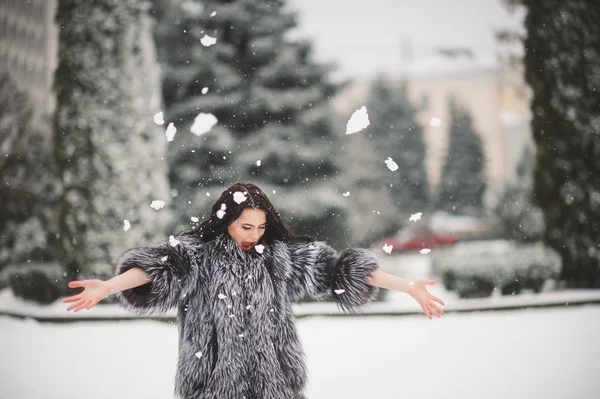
<box><xmin>287</xmin><ymin>0</ymin><xmax>525</xmax><ymax>79</ymax></box>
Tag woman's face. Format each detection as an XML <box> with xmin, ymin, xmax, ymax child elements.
<box><xmin>227</xmin><ymin>208</ymin><xmax>267</xmax><ymax>251</ymax></box>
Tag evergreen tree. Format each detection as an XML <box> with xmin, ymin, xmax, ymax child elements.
<box><xmin>365</xmin><ymin>75</ymin><xmax>429</xmax><ymax>216</ymax></box>
<box><xmin>523</xmin><ymin>0</ymin><xmax>600</xmax><ymax>287</ymax></box>
<box><xmin>0</xmin><ymin>71</ymin><xmax>58</xmax><ymax>269</ymax></box>
<box><xmin>495</xmin><ymin>145</ymin><xmax>545</xmax><ymax>242</ymax></box>
<box><xmin>342</xmin><ymin>132</ymin><xmax>401</xmax><ymax>247</ymax></box>
<box><xmin>155</xmin><ymin>0</ymin><xmax>348</xmax><ymax>246</ymax></box>
<box><xmin>438</xmin><ymin>97</ymin><xmax>486</xmax><ymax>215</ymax></box>
<box><xmin>53</xmin><ymin>0</ymin><xmax>171</xmax><ymax>280</ymax></box>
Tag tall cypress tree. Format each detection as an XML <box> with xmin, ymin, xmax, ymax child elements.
<box><xmin>155</xmin><ymin>0</ymin><xmax>348</xmax><ymax>246</ymax></box>
<box><xmin>365</xmin><ymin>75</ymin><xmax>429</xmax><ymax>215</ymax></box>
<box><xmin>438</xmin><ymin>97</ymin><xmax>486</xmax><ymax>215</ymax></box>
<box><xmin>0</xmin><ymin>71</ymin><xmax>58</xmax><ymax>269</ymax></box>
<box><xmin>523</xmin><ymin>0</ymin><xmax>600</xmax><ymax>287</ymax></box>
<box><xmin>53</xmin><ymin>0</ymin><xmax>171</xmax><ymax>280</ymax></box>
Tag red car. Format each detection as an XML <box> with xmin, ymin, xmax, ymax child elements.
<box><xmin>376</xmin><ymin>226</ymin><xmax>459</xmax><ymax>253</ymax></box>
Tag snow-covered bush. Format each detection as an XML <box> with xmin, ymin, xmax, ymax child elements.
<box><xmin>431</xmin><ymin>240</ymin><xmax>561</xmax><ymax>298</ymax></box>
<box><xmin>5</xmin><ymin>262</ymin><xmax>69</xmax><ymax>305</ymax></box>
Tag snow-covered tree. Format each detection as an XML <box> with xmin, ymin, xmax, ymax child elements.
<box><xmin>365</xmin><ymin>75</ymin><xmax>429</xmax><ymax>216</ymax></box>
<box><xmin>342</xmin><ymin>132</ymin><xmax>401</xmax><ymax>247</ymax></box>
<box><xmin>53</xmin><ymin>0</ymin><xmax>171</xmax><ymax>280</ymax></box>
<box><xmin>438</xmin><ymin>97</ymin><xmax>486</xmax><ymax>215</ymax></box>
<box><xmin>523</xmin><ymin>0</ymin><xmax>600</xmax><ymax>287</ymax></box>
<box><xmin>0</xmin><ymin>70</ymin><xmax>59</xmax><ymax>270</ymax></box>
<box><xmin>155</xmin><ymin>0</ymin><xmax>348</xmax><ymax>246</ymax></box>
<box><xmin>495</xmin><ymin>146</ymin><xmax>545</xmax><ymax>242</ymax></box>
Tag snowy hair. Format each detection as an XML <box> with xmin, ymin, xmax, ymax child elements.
<box><xmin>181</xmin><ymin>182</ymin><xmax>311</xmax><ymax>244</ymax></box>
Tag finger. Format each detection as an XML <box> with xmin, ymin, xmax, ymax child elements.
<box><xmin>429</xmin><ymin>304</ymin><xmax>442</xmax><ymax>318</ymax></box>
<box><xmin>430</xmin><ymin>302</ymin><xmax>444</xmax><ymax>316</ymax></box>
<box><xmin>73</xmin><ymin>300</ymin><xmax>91</xmax><ymax>312</ymax></box>
<box><xmin>86</xmin><ymin>299</ymin><xmax>98</xmax><ymax>310</ymax></box>
<box><xmin>432</xmin><ymin>296</ymin><xmax>445</xmax><ymax>306</ymax></box>
<box><xmin>62</xmin><ymin>295</ymin><xmax>81</xmax><ymax>303</ymax></box>
<box><xmin>424</xmin><ymin>280</ymin><xmax>436</xmax><ymax>285</ymax></box>
<box><xmin>67</xmin><ymin>299</ymin><xmax>85</xmax><ymax>312</ymax></box>
<box><xmin>422</xmin><ymin>305</ymin><xmax>432</xmax><ymax>319</ymax></box>
<box><xmin>68</xmin><ymin>281</ymin><xmax>88</xmax><ymax>289</ymax></box>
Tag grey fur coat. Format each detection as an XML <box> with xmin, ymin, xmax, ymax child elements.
<box><xmin>115</xmin><ymin>233</ymin><xmax>380</xmax><ymax>399</ymax></box>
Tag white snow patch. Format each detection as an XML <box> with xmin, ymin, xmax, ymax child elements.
<box><xmin>345</xmin><ymin>106</ymin><xmax>370</xmax><ymax>134</ymax></box>
<box><xmin>255</xmin><ymin>244</ymin><xmax>265</xmax><ymax>254</ymax></box>
<box><xmin>123</xmin><ymin>220</ymin><xmax>131</xmax><ymax>231</ymax></box>
<box><xmin>384</xmin><ymin>157</ymin><xmax>398</xmax><ymax>171</ymax></box>
<box><xmin>218</xmin><ymin>293</ymin><xmax>227</xmax><ymax>300</ymax></box>
<box><xmin>190</xmin><ymin>216</ymin><xmax>199</xmax><ymax>223</ymax></box>
<box><xmin>150</xmin><ymin>200</ymin><xmax>166</xmax><ymax>210</ymax></box>
<box><xmin>233</xmin><ymin>191</ymin><xmax>247</xmax><ymax>204</ymax></box>
<box><xmin>201</xmin><ymin>87</ymin><xmax>209</xmax><ymax>94</ymax></box>
<box><xmin>334</xmin><ymin>289</ymin><xmax>346</xmax><ymax>295</ymax></box>
<box><xmin>429</xmin><ymin>117</ymin><xmax>442</xmax><ymax>127</ymax></box>
<box><xmin>168</xmin><ymin>235</ymin><xmax>180</xmax><ymax>247</ymax></box>
<box><xmin>409</xmin><ymin>212</ymin><xmax>423</xmax><ymax>222</ymax></box>
<box><xmin>420</xmin><ymin>248</ymin><xmax>431</xmax><ymax>255</ymax></box>
<box><xmin>194</xmin><ymin>351</ymin><xmax>202</xmax><ymax>358</ymax></box>
<box><xmin>153</xmin><ymin>112</ymin><xmax>164</xmax><ymax>125</ymax></box>
<box><xmin>382</xmin><ymin>243</ymin><xmax>393</xmax><ymax>254</ymax></box>
<box><xmin>216</xmin><ymin>203</ymin><xmax>226</xmax><ymax>219</ymax></box>
<box><xmin>256</xmin><ymin>159</ymin><xmax>261</xmax><ymax>167</ymax></box>
<box><xmin>200</xmin><ymin>34</ymin><xmax>217</xmax><ymax>47</ymax></box>
<box><xmin>209</xmin><ymin>10</ymin><xmax>217</xmax><ymax>17</ymax></box>
<box><xmin>342</xmin><ymin>191</ymin><xmax>350</xmax><ymax>197</ymax></box>
<box><xmin>190</xmin><ymin>113</ymin><xmax>218</xmax><ymax>136</ymax></box>
<box><xmin>165</xmin><ymin>123</ymin><xmax>177</xmax><ymax>142</ymax></box>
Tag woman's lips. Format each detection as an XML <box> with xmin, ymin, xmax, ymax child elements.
<box><xmin>241</xmin><ymin>241</ymin><xmax>256</xmax><ymax>251</ymax></box>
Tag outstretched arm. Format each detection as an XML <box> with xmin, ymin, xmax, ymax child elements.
<box><xmin>368</xmin><ymin>269</ymin><xmax>445</xmax><ymax>319</ymax></box>
<box><xmin>63</xmin><ymin>267</ymin><xmax>150</xmax><ymax>312</ymax></box>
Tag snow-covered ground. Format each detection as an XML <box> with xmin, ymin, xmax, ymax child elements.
<box><xmin>2</xmin><ymin>305</ymin><xmax>600</xmax><ymax>399</ymax></box>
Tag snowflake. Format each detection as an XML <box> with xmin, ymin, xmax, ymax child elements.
<box><xmin>190</xmin><ymin>216</ymin><xmax>199</xmax><ymax>223</ymax></box>
<box><xmin>123</xmin><ymin>220</ymin><xmax>131</xmax><ymax>231</ymax></box>
<box><xmin>420</xmin><ymin>248</ymin><xmax>431</xmax><ymax>255</ymax></box>
<box><xmin>161</xmin><ymin>256</ymin><xmax>168</xmax><ymax>262</ymax></box>
<box><xmin>150</xmin><ymin>200</ymin><xmax>166</xmax><ymax>210</ymax></box>
<box><xmin>218</xmin><ymin>293</ymin><xmax>227</xmax><ymax>300</ymax></box>
<box><xmin>165</xmin><ymin>122</ymin><xmax>177</xmax><ymax>142</ymax></box>
<box><xmin>195</xmin><ymin>351</ymin><xmax>202</xmax><ymax>358</ymax></box>
<box><xmin>256</xmin><ymin>160</ymin><xmax>261</xmax><ymax>167</ymax></box>
<box><xmin>384</xmin><ymin>157</ymin><xmax>399</xmax><ymax>171</ymax></box>
<box><xmin>429</xmin><ymin>117</ymin><xmax>442</xmax><ymax>127</ymax></box>
<box><xmin>342</xmin><ymin>191</ymin><xmax>350</xmax><ymax>197</ymax></box>
<box><xmin>209</xmin><ymin>10</ymin><xmax>217</xmax><ymax>17</ymax></box>
<box><xmin>190</xmin><ymin>112</ymin><xmax>218</xmax><ymax>136</ymax></box>
<box><xmin>169</xmin><ymin>235</ymin><xmax>181</xmax><ymax>247</ymax></box>
<box><xmin>233</xmin><ymin>191</ymin><xmax>247</xmax><ymax>204</ymax></box>
<box><xmin>153</xmin><ymin>112</ymin><xmax>164</xmax><ymax>125</ymax></box>
<box><xmin>334</xmin><ymin>289</ymin><xmax>346</xmax><ymax>295</ymax></box>
<box><xmin>382</xmin><ymin>243</ymin><xmax>393</xmax><ymax>254</ymax></box>
<box><xmin>255</xmin><ymin>244</ymin><xmax>265</xmax><ymax>254</ymax></box>
<box><xmin>409</xmin><ymin>212</ymin><xmax>422</xmax><ymax>222</ymax></box>
<box><xmin>345</xmin><ymin>106</ymin><xmax>370</xmax><ymax>135</ymax></box>
<box><xmin>200</xmin><ymin>34</ymin><xmax>217</xmax><ymax>47</ymax></box>
<box><xmin>216</xmin><ymin>203</ymin><xmax>227</xmax><ymax>219</ymax></box>
<box><xmin>201</xmin><ymin>87</ymin><xmax>209</xmax><ymax>94</ymax></box>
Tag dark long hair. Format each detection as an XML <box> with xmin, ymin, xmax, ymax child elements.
<box><xmin>181</xmin><ymin>182</ymin><xmax>312</xmax><ymax>244</ymax></box>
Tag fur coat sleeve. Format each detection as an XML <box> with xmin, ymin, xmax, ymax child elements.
<box><xmin>284</xmin><ymin>240</ymin><xmax>380</xmax><ymax>312</ymax></box>
<box><xmin>114</xmin><ymin>233</ymin><xmax>202</xmax><ymax>316</ymax></box>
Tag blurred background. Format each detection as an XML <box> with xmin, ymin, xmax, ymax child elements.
<box><xmin>1</xmin><ymin>0</ymin><xmax>599</xmax><ymax>398</ymax></box>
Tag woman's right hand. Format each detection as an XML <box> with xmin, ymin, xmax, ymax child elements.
<box><xmin>63</xmin><ymin>280</ymin><xmax>113</xmax><ymax>312</ymax></box>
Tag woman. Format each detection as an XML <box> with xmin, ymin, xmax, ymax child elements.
<box><xmin>64</xmin><ymin>182</ymin><xmax>444</xmax><ymax>399</ymax></box>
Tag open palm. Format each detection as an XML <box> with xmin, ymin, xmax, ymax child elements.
<box><xmin>63</xmin><ymin>280</ymin><xmax>112</xmax><ymax>312</ymax></box>
<box><xmin>406</xmin><ymin>280</ymin><xmax>445</xmax><ymax>319</ymax></box>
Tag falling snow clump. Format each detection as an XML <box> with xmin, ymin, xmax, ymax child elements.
<box><xmin>154</xmin><ymin>112</ymin><xmax>164</xmax><ymax>125</ymax></box>
<box><xmin>190</xmin><ymin>112</ymin><xmax>218</xmax><ymax>136</ymax></box>
<box><xmin>255</xmin><ymin>244</ymin><xmax>265</xmax><ymax>254</ymax></box>
<box><xmin>346</xmin><ymin>106</ymin><xmax>370</xmax><ymax>134</ymax></box>
<box><xmin>334</xmin><ymin>289</ymin><xmax>346</xmax><ymax>295</ymax></box>
<box><xmin>169</xmin><ymin>235</ymin><xmax>181</xmax><ymax>247</ymax></box>
<box><xmin>200</xmin><ymin>34</ymin><xmax>217</xmax><ymax>47</ymax></box>
<box><xmin>150</xmin><ymin>200</ymin><xmax>166</xmax><ymax>210</ymax></box>
<box><xmin>165</xmin><ymin>123</ymin><xmax>177</xmax><ymax>142</ymax></box>
<box><xmin>385</xmin><ymin>157</ymin><xmax>399</xmax><ymax>171</ymax></box>
<box><xmin>409</xmin><ymin>212</ymin><xmax>423</xmax><ymax>222</ymax></box>
<box><xmin>382</xmin><ymin>243</ymin><xmax>393</xmax><ymax>254</ymax></box>
<box><xmin>123</xmin><ymin>220</ymin><xmax>131</xmax><ymax>231</ymax></box>
<box><xmin>420</xmin><ymin>248</ymin><xmax>431</xmax><ymax>255</ymax></box>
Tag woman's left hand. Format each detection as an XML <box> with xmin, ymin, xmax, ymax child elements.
<box><xmin>406</xmin><ymin>280</ymin><xmax>445</xmax><ymax>319</ymax></box>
